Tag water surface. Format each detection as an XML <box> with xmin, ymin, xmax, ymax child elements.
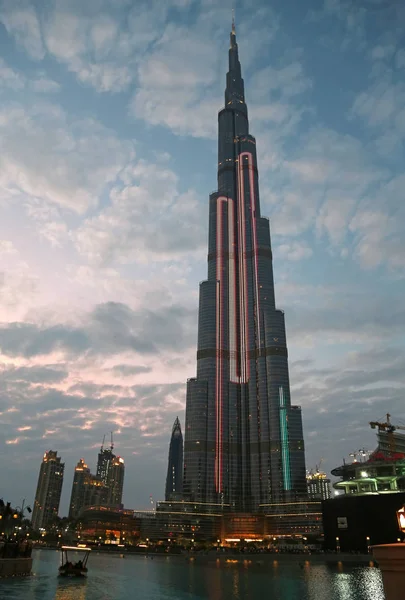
<box><xmin>0</xmin><ymin>549</ymin><xmax>385</xmax><ymax>600</ymax></box>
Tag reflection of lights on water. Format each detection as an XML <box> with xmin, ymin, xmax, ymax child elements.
<box><xmin>328</xmin><ymin>567</ymin><xmax>385</xmax><ymax>600</ymax></box>
<box><xmin>55</xmin><ymin>581</ymin><xmax>87</xmax><ymax>600</ymax></box>
<box><xmin>356</xmin><ymin>568</ymin><xmax>385</xmax><ymax>600</ymax></box>
<box><xmin>232</xmin><ymin>569</ymin><xmax>239</xmax><ymax>598</ymax></box>
<box><xmin>334</xmin><ymin>573</ymin><xmax>353</xmax><ymax>599</ymax></box>
<box><xmin>304</xmin><ymin>565</ymin><xmax>384</xmax><ymax>600</ymax></box>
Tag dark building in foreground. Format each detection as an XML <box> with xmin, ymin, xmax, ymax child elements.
<box><xmin>323</xmin><ymin>493</ymin><xmax>405</xmax><ymax>553</ymax></box>
<box><xmin>165</xmin><ymin>417</ymin><xmax>184</xmax><ymax>501</ymax></box>
<box><xmin>183</xmin><ymin>19</ymin><xmax>306</xmax><ymax>512</ymax></box>
<box><xmin>32</xmin><ymin>450</ymin><xmax>64</xmax><ymax>530</ymax></box>
<box><xmin>323</xmin><ymin>427</ymin><xmax>405</xmax><ymax>552</ymax></box>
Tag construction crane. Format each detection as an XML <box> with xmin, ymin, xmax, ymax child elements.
<box><xmin>370</xmin><ymin>414</ymin><xmax>405</xmax><ymax>454</ymax></box>
<box><xmin>313</xmin><ymin>458</ymin><xmax>324</xmax><ymax>473</ymax></box>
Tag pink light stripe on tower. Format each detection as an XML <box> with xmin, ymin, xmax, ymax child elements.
<box><xmin>237</xmin><ymin>157</ymin><xmax>250</xmax><ymax>382</ymax></box>
<box><xmin>215</xmin><ymin>196</ymin><xmax>228</xmax><ymax>493</ymax></box>
<box><xmin>240</xmin><ymin>152</ymin><xmax>261</xmax><ymax>351</ymax></box>
<box><xmin>228</xmin><ymin>197</ymin><xmax>238</xmax><ymax>383</ymax></box>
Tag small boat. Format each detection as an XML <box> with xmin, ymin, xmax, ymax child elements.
<box><xmin>58</xmin><ymin>546</ymin><xmax>91</xmax><ymax>577</ymax></box>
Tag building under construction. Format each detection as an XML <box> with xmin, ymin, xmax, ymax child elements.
<box><xmin>331</xmin><ymin>414</ymin><xmax>405</xmax><ymax>496</ymax></box>
<box><xmin>68</xmin><ymin>433</ymin><xmax>125</xmax><ymax>519</ymax></box>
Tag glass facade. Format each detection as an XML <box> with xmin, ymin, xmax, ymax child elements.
<box><xmin>32</xmin><ymin>450</ymin><xmax>64</xmax><ymax>530</ymax></box>
<box><xmin>96</xmin><ymin>446</ymin><xmax>114</xmax><ymax>484</ymax></box>
<box><xmin>69</xmin><ymin>458</ymin><xmax>109</xmax><ymax>518</ymax></box>
<box><xmin>106</xmin><ymin>457</ymin><xmax>125</xmax><ymax>508</ymax></box>
<box><xmin>69</xmin><ymin>458</ymin><xmax>91</xmax><ymax>519</ymax></box>
<box><xmin>165</xmin><ymin>417</ymin><xmax>184</xmax><ymax>501</ymax></box>
<box><xmin>183</xmin><ymin>23</ymin><xmax>307</xmax><ymax>513</ymax></box>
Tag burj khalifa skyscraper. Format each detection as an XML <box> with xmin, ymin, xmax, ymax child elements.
<box><xmin>183</xmin><ymin>19</ymin><xmax>307</xmax><ymax>513</ymax></box>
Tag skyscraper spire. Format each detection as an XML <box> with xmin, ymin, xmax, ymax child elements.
<box><xmin>226</xmin><ymin>12</ymin><xmax>245</xmax><ymax>111</ymax></box>
<box><xmin>230</xmin><ymin>8</ymin><xmax>237</xmax><ymax>50</ymax></box>
<box><xmin>183</xmin><ymin>20</ymin><xmax>307</xmax><ymax>513</ymax></box>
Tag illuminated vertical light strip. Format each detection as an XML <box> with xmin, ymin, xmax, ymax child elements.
<box><xmin>236</xmin><ymin>160</ymin><xmax>245</xmax><ymax>382</ymax></box>
<box><xmin>239</xmin><ymin>152</ymin><xmax>261</xmax><ymax>354</ymax></box>
<box><xmin>215</xmin><ymin>275</ymin><xmax>220</xmax><ymax>491</ymax></box>
<box><xmin>237</xmin><ymin>157</ymin><xmax>249</xmax><ymax>382</ymax></box>
<box><xmin>279</xmin><ymin>386</ymin><xmax>291</xmax><ymax>491</ymax></box>
<box><xmin>215</xmin><ymin>196</ymin><xmax>227</xmax><ymax>493</ymax></box>
<box><xmin>228</xmin><ymin>197</ymin><xmax>238</xmax><ymax>383</ymax></box>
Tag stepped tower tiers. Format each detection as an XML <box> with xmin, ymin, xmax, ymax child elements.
<box><xmin>183</xmin><ymin>22</ymin><xmax>307</xmax><ymax>512</ymax></box>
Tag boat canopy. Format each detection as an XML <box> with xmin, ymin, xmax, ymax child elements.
<box><xmin>61</xmin><ymin>546</ymin><xmax>91</xmax><ymax>552</ymax></box>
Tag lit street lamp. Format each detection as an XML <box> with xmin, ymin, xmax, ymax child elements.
<box><xmin>397</xmin><ymin>505</ymin><xmax>405</xmax><ymax>540</ymax></box>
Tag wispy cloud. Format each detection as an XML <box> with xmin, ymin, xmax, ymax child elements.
<box><xmin>0</xmin><ymin>0</ymin><xmax>403</xmax><ymax>513</ymax></box>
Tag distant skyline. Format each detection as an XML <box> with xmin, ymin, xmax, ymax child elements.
<box><xmin>0</xmin><ymin>0</ymin><xmax>404</xmax><ymax>515</ymax></box>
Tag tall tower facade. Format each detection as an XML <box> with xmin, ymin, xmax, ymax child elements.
<box><xmin>69</xmin><ymin>458</ymin><xmax>109</xmax><ymax>518</ymax></box>
<box><xmin>183</xmin><ymin>22</ymin><xmax>307</xmax><ymax>512</ymax></box>
<box><xmin>69</xmin><ymin>458</ymin><xmax>90</xmax><ymax>519</ymax></box>
<box><xmin>107</xmin><ymin>457</ymin><xmax>125</xmax><ymax>507</ymax></box>
<box><xmin>165</xmin><ymin>417</ymin><xmax>184</xmax><ymax>501</ymax></box>
<box><xmin>32</xmin><ymin>450</ymin><xmax>64</xmax><ymax>530</ymax></box>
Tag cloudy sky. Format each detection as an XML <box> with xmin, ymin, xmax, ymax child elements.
<box><xmin>0</xmin><ymin>0</ymin><xmax>404</xmax><ymax>514</ymax></box>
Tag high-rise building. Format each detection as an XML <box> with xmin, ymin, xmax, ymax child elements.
<box><xmin>183</xmin><ymin>20</ymin><xmax>307</xmax><ymax>513</ymax></box>
<box><xmin>165</xmin><ymin>417</ymin><xmax>184</xmax><ymax>501</ymax></box>
<box><xmin>96</xmin><ymin>437</ymin><xmax>115</xmax><ymax>485</ymax></box>
<box><xmin>69</xmin><ymin>458</ymin><xmax>109</xmax><ymax>518</ymax></box>
<box><xmin>32</xmin><ymin>450</ymin><xmax>64</xmax><ymax>530</ymax></box>
<box><xmin>96</xmin><ymin>435</ymin><xmax>124</xmax><ymax>507</ymax></box>
<box><xmin>107</xmin><ymin>456</ymin><xmax>125</xmax><ymax>508</ymax></box>
<box><xmin>69</xmin><ymin>458</ymin><xmax>90</xmax><ymax>519</ymax></box>
<box><xmin>307</xmin><ymin>470</ymin><xmax>331</xmax><ymax>500</ymax></box>
<box><xmin>84</xmin><ymin>473</ymin><xmax>108</xmax><ymax>508</ymax></box>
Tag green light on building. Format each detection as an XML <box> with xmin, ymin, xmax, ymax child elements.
<box><xmin>279</xmin><ymin>386</ymin><xmax>291</xmax><ymax>491</ymax></box>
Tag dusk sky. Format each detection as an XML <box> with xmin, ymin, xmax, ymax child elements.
<box><xmin>0</xmin><ymin>0</ymin><xmax>404</xmax><ymax>515</ymax></box>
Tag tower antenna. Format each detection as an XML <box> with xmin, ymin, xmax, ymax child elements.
<box><xmin>232</xmin><ymin>8</ymin><xmax>236</xmax><ymax>34</ymax></box>
<box><xmin>101</xmin><ymin>434</ymin><xmax>105</xmax><ymax>452</ymax></box>
<box><xmin>110</xmin><ymin>431</ymin><xmax>114</xmax><ymax>451</ymax></box>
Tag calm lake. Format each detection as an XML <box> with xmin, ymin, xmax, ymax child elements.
<box><xmin>0</xmin><ymin>549</ymin><xmax>385</xmax><ymax>600</ymax></box>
